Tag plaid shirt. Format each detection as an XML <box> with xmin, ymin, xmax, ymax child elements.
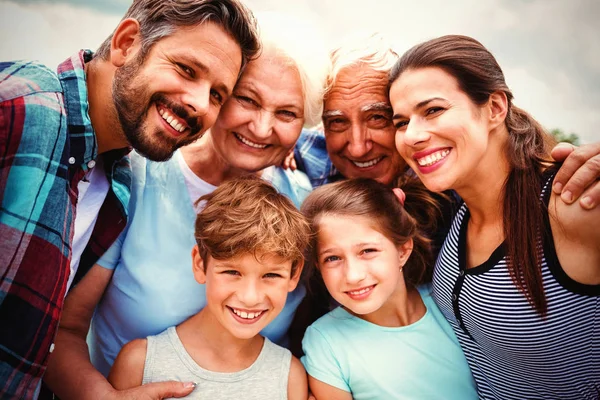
<box><xmin>0</xmin><ymin>51</ymin><xmax>131</xmax><ymax>399</ymax></box>
<box><xmin>294</xmin><ymin>127</ymin><xmax>343</xmax><ymax>188</ymax></box>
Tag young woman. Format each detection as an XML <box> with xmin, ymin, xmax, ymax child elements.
<box><xmin>389</xmin><ymin>35</ymin><xmax>600</xmax><ymax>399</ymax></box>
<box><xmin>300</xmin><ymin>178</ymin><xmax>477</xmax><ymax>400</ymax></box>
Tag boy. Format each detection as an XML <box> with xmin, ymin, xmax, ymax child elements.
<box><xmin>108</xmin><ymin>177</ymin><xmax>310</xmax><ymax>399</ymax></box>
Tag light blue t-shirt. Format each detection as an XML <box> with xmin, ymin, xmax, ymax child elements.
<box><xmin>89</xmin><ymin>151</ymin><xmax>312</xmax><ymax>376</ymax></box>
<box><xmin>301</xmin><ymin>285</ymin><xmax>477</xmax><ymax>400</ymax></box>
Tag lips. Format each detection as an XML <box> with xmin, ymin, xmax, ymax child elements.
<box><xmin>350</xmin><ymin>156</ymin><xmax>384</xmax><ymax>168</ymax></box>
<box><xmin>234</xmin><ymin>132</ymin><xmax>269</xmax><ymax>149</ymax></box>
<box><xmin>345</xmin><ymin>284</ymin><xmax>376</xmax><ymax>300</ymax></box>
<box><xmin>414</xmin><ymin>149</ymin><xmax>450</xmax><ymax>167</ymax></box>
<box><xmin>228</xmin><ymin>306</ymin><xmax>266</xmax><ymax>324</ymax></box>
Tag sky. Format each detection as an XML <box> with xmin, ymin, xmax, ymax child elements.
<box><xmin>1</xmin><ymin>0</ymin><xmax>598</xmax><ymax>144</ymax></box>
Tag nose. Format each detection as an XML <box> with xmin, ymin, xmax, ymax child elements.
<box><xmin>346</xmin><ymin>124</ymin><xmax>372</xmax><ymax>158</ymax></box>
<box><xmin>237</xmin><ymin>279</ymin><xmax>262</xmax><ymax>307</ymax></box>
<box><xmin>345</xmin><ymin>258</ymin><xmax>367</xmax><ymax>285</ymax></box>
<box><xmin>248</xmin><ymin>109</ymin><xmax>274</xmax><ymax>139</ymax></box>
<box><xmin>402</xmin><ymin>119</ymin><xmax>430</xmax><ymax>147</ymax></box>
<box><xmin>182</xmin><ymin>82</ymin><xmax>211</xmax><ymax>117</ymax></box>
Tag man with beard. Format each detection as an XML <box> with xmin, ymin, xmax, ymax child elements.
<box><xmin>0</xmin><ymin>1</ymin><xmax>259</xmax><ymax>398</ymax></box>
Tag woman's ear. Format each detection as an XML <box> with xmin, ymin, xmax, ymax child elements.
<box><xmin>288</xmin><ymin>261</ymin><xmax>304</xmax><ymax>292</ymax></box>
<box><xmin>191</xmin><ymin>245</ymin><xmax>207</xmax><ymax>285</ymax></box>
<box><xmin>398</xmin><ymin>238</ymin><xmax>414</xmax><ymax>268</ymax></box>
<box><xmin>110</xmin><ymin>18</ymin><xmax>142</xmax><ymax>67</ymax></box>
<box><xmin>487</xmin><ymin>91</ymin><xmax>509</xmax><ymax>131</ymax></box>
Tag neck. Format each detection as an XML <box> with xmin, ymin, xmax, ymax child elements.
<box><xmin>357</xmin><ymin>277</ymin><xmax>424</xmax><ymax>327</ymax></box>
<box><xmin>180</xmin><ymin>133</ymin><xmax>258</xmax><ymax>186</ymax></box>
<box><xmin>86</xmin><ymin>58</ymin><xmax>129</xmax><ymax>155</ymax></box>
<box><xmin>177</xmin><ymin>308</ymin><xmax>263</xmax><ymax>372</ymax></box>
<box><xmin>455</xmin><ymin>127</ymin><xmax>510</xmax><ymax>228</ymax></box>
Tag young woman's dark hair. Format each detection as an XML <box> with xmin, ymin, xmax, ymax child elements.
<box><xmin>389</xmin><ymin>35</ymin><xmax>557</xmax><ymax>315</ymax></box>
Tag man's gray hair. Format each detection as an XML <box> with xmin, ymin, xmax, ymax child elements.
<box><xmin>327</xmin><ymin>32</ymin><xmax>398</xmax><ymax>97</ymax></box>
<box><xmin>95</xmin><ymin>0</ymin><xmax>260</xmax><ymax>70</ymax></box>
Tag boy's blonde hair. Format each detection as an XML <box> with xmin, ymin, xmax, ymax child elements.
<box><xmin>194</xmin><ymin>176</ymin><xmax>310</xmax><ymax>277</ymax></box>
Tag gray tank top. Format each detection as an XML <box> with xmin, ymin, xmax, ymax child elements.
<box><xmin>142</xmin><ymin>327</ymin><xmax>291</xmax><ymax>399</ymax></box>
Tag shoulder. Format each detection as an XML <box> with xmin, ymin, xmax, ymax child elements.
<box><xmin>108</xmin><ymin>338</ymin><xmax>147</xmax><ymax>389</ymax></box>
<box><xmin>288</xmin><ymin>355</ymin><xmax>309</xmax><ymax>400</ymax></box>
<box><xmin>0</xmin><ymin>60</ymin><xmax>62</xmax><ymax>102</ymax></box>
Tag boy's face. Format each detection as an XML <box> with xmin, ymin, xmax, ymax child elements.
<box><xmin>192</xmin><ymin>247</ymin><xmax>301</xmax><ymax>340</ymax></box>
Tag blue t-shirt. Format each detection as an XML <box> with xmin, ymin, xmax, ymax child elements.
<box><xmin>89</xmin><ymin>150</ymin><xmax>312</xmax><ymax>376</ymax></box>
<box><xmin>301</xmin><ymin>285</ymin><xmax>477</xmax><ymax>400</ymax></box>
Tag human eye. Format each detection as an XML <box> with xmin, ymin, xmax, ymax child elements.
<box><xmin>323</xmin><ymin>255</ymin><xmax>341</xmax><ymax>263</ymax></box>
<box><xmin>325</xmin><ymin>117</ymin><xmax>348</xmax><ymax>133</ymax></box>
<box><xmin>394</xmin><ymin>119</ymin><xmax>409</xmax><ymax>131</ymax></box>
<box><xmin>235</xmin><ymin>95</ymin><xmax>259</xmax><ymax>108</ymax></box>
<box><xmin>276</xmin><ymin>110</ymin><xmax>298</xmax><ymax>122</ymax></box>
<box><xmin>221</xmin><ymin>270</ymin><xmax>240</xmax><ymax>276</ymax></box>
<box><xmin>210</xmin><ymin>89</ymin><xmax>224</xmax><ymax>105</ymax></box>
<box><xmin>176</xmin><ymin>63</ymin><xmax>194</xmax><ymax>78</ymax></box>
<box><xmin>367</xmin><ymin>113</ymin><xmax>391</xmax><ymax>129</ymax></box>
<box><xmin>360</xmin><ymin>248</ymin><xmax>379</xmax><ymax>256</ymax></box>
<box><xmin>425</xmin><ymin>106</ymin><xmax>444</xmax><ymax>116</ymax></box>
<box><xmin>264</xmin><ymin>272</ymin><xmax>283</xmax><ymax>279</ymax></box>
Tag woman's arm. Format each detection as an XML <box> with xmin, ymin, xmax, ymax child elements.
<box><xmin>307</xmin><ymin>376</ymin><xmax>353</xmax><ymax>400</ymax></box>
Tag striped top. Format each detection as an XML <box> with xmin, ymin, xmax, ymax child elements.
<box><xmin>432</xmin><ymin>171</ymin><xmax>600</xmax><ymax>399</ymax></box>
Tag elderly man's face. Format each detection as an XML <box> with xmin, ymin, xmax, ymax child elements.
<box><xmin>322</xmin><ymin>64</ymin><xmax>406</xmax><ymax>185</ymax></box>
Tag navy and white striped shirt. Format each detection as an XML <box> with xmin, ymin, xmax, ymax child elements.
<box><xmin>432</xmin><ymin>171</ymin><xmax>600</xmax><ymax>399</ymax></box>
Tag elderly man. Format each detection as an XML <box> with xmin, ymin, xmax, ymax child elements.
<box><xmin>294</xmin><ymin>33</ymin><xmax>600</xmax><ymax>207</ymax></box>
<box><xmin>0</xmin><ymin>1</ymin><xmax>259</xmax><ymax>398</ymax></box>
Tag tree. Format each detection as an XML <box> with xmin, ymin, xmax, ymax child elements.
<box><xmin>549</xmin><ymin>128</ymin><xmax>580</xmax><ymax>145</ymax></box>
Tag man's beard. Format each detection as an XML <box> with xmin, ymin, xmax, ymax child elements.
<box><xmin>112</xmin><ymin>55</ymin><xmax>203</xmax><ymax>162</ymax></box>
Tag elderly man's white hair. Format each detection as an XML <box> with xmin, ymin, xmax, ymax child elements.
<box><xmin>255</xmin><ymin>12</ymin><xmax>331</xmax><ymax>128</ymax></box>
<box><xmin>327</xmin><ymin>32</ymin><xmax>399</xmax><ymax>96</ymax></box>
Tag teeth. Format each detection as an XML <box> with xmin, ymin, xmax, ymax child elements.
<box><xmin>234</xmin><ymin>133</ymin><xmax>268</xmax><ymax>149</ymax></box>
<box><xmin>159</xmin><ymin>107</ymin><xmax>186</xmax><ymax>133</ymax></box>
<box><xmin>348</xmin><ymin>286</ymin><xmax>372</xmax><ymax>296</ymax></box>
<box><xmin>416</xmin><ymin>149</ymin><xmax>449</xmax><ymax>167</ymax></box>
<box><xmin>352</xmin><ymin>157</ymin><xmax>383</xmax><ymax>168</ymax></box>
<box><xmin>231</xmin><ymin>308</ymin><xmax>263</xmax><ymax>319</ymax></box>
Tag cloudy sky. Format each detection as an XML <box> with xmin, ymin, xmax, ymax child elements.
<box><xmin>1</xmin><ymin>0</ymin><xmax>598</xmax><ymax>144</ymax></box>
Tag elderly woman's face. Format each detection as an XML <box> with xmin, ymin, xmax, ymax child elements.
<box><xmin>210</xmin><ymin>53</ymin><xmax>305</xmax><ymax>172</ymax></box>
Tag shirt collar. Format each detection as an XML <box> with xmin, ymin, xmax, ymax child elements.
<box><xmin>57</xmin><ymin>50</ymin><xmax>97</xmax><ymax>170</ymax></box>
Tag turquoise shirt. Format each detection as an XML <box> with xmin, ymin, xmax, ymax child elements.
<box><xmin>301</xmin><ymin>285</ymin><xmax>477</xmax><ymax>400</ymax></box>
<box><xmin>89</xmin><ymin>151</ymin><xmax>312</xmax><ymax>376</ymax></box>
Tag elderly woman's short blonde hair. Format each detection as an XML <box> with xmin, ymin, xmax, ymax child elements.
<box><xmin>255</xmin><ymin>12</ymin><xmax>331</xmax><ymax>128</ymax></box>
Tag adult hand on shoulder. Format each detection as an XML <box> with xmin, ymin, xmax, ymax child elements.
<box><xmin>282</xmin><ymin>147</ymin><xmax>297</xmax><ymax>170</ymax></box>
<box><xmin>103</xmin><ymin>381</ymin><xmax>197</xmax><ymax>400</ymax></box>
<box><xmin>551</xmin><ymin>141</ymin><xmax>600</xmax><ymax>210</ymax></box>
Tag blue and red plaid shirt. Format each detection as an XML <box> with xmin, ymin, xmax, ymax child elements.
<box><xmin>0</xmin><ymin>51</ymin><xmax>131</xmax><ymax>399</ymax></box>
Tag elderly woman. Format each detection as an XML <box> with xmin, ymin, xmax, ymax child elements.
<box><xmin>45</xmin><ymin>12</ymin><xmax>330</xmax><ymax>399</ymax></box>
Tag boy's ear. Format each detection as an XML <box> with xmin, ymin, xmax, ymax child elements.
<box><xmin>398</xmin><ymin>238</ymin><xmax>414</xmax><ymax>268</ymax></box>
<box><xmin>288</xmin><ymin>260</ymin><xmax>304</xmax><ymax>292</ymax></box>
<box><xmin>191</xmin><ymin>245</ymin><xmax>207</xmax><ymax>285</ymax></box>
<box><xmin>110</xmin><ymin>18</ymin><xmax>142</xmax><ymax>67</ymax></box>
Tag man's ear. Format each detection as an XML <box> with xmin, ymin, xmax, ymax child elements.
<box><xmin>288</xmin><ymin>260</ymin><xmax>304</xmax><ymax>292</ymax></box>
<box><xmin>191</xmin><ymin>245</ymin><xmax>207</xmax><ymax>285</ymax></box>
<box><xmin>110</xmin><ymin>18</ymin><xmax>142</xmax><ymax>67</ymax></box>
<box><xmin>486</xmin><ymin>91</ymin><xmax>508</xmax><ymax>131</ymax></box>
<box><xmin>398</xmin><ymin>238</ymin><xmax>414</xmax><ymax>268</ymax></box>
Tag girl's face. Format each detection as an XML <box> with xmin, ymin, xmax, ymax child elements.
<box><xmin>316</xmin><ymin>214</ymin><xmax>412</xmax><ymax>321</ymax></box>
<box><xmin>210</xmin><ymin>52</ymin><xmax>305</xmax><ymax>172</ymax></box>
<box><xmin>389</xmin><ymin>67</ymin><xmax>491</xmax><ymax>193</ymax></box>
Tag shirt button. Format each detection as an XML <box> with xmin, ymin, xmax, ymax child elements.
<box><xmin>87</xmin><ymin>160</ymin><xmax>96</xmax><ymax>169</ymax></box>
<box><xmin>452</xmin><ymin>294</ymin><xmax>458</xmax><ymax>301</ymax></box>
<box><xmin>49</xmin><ymin>343</ymin><xmax>55</xmax><ymax>353</ymax></box>
<box><xmin>68</xmin><ymin>157</ymin><xmax>76</xmax><ymax>165</ymax></box>
<box><xmin>459</xmin><ymin>270</ymin><xmax>465</xmax><ymax>276</ymax></box>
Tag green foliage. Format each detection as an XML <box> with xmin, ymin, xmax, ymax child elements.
<box><xmin>549</xmin><ymin>128</ymin><xmax>580</xmax><ymax>146</ymax></box>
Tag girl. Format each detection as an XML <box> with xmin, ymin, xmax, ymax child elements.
<box><xmin>389</xmin><ymin>35</ymin><xmax>600</xmax><ymax>399</ymax></box>
<box><xmin>300</xmin><ymin>178</ymin><xmax>477</xmax><ymax>400</ymax></box>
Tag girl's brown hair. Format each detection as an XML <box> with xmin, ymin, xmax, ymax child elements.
<box><xmin>389</xmin><ymin>35</ymin><xmax>557</xmax><ymax>315</ymax></box>
<box><xmin>301</xmin><ymin>177</ymin><xmax>440</xmax><ymax>288</ymax></box>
